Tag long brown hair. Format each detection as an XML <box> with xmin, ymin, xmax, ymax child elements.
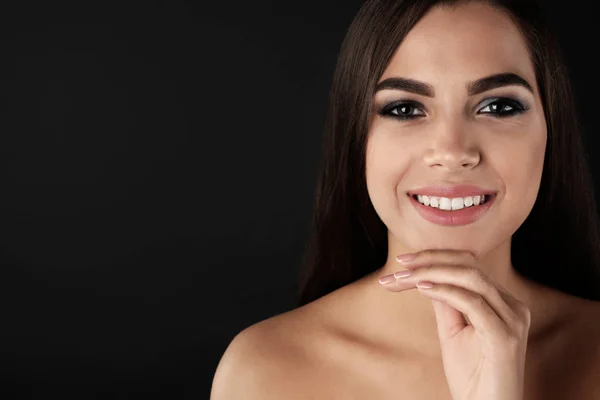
<box><xmin>296</xmin><ymin>0</ymin><xmax>600</xmax><ymax>307</ymax></box>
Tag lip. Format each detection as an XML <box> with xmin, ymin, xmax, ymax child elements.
<box><xmin>407</xmin><ymin>184</ymin><xmax>497</xmax><ymax>198</ymax></box>
<box><xmin>408</xmin><ymin>192</ymin><xmax>497</xmax><ymax>226</ymax></box>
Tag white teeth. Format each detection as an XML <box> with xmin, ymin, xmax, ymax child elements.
<box><xmin>417</xmin><ymin>195</ymin><xmax>429</xmax><ymax>206</ymax></box>
<box><xmin>439</xmin><ymin>197</ymin><xmax>452</xmax><ymax>210</ymax></box>
<box><xmin>414</xmin><ymin>194</ymin><xmax>488</xmax><ymax>210</ymax></box>
<box><xmin>451</xmin><ymin>197</ymin><xmax>464</xmax><ymax>210</ymax></box>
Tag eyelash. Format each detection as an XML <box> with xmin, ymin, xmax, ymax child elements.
<box><xmin>377</xmin><ymin>97</ymin><xmax>529</xmax><ymax>121</ymax></box>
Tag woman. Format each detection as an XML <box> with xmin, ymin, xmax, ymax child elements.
<box><xmin>212</xmin><ymin>0</ymin><xmax>600</xmax><ymax>398</ymax></box>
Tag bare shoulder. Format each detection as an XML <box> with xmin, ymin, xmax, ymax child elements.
<box><xmin>581</xmin><ymin>297</ymin><xmax>600</xmax><ymax>359</ymax></box>
<box><xmin>570</xmin><ymin>295</ymin><xmax>600</xmax><ymax>345</ymax></box>
<box><xmin>565</xmin><ymin>295</ymin><xmax>600</xmax><ymax>398</ymax></box>
<box><xmin>210</xmin><ymin>302</ymin><xmax>328</xmax><ymax>400</ymax></box>
<box><xmin>579</xmin><ymin>298</ymin><xmax>600</xmax><ymax>398</ymax></box>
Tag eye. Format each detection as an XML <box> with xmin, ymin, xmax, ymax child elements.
<box><xmin>377</xmin><ymin>97</ymin><xmax>529</xmax><ymax>122</ymax></box>
<box><xmin>378</xmin><ymin>100</ymin><xmax>426</xmax><ymax>121</ymax></box>
<box><xmin>478</xmin><ymin>97</ymin><xmax>528</xmax><ymax>118</ymax></box>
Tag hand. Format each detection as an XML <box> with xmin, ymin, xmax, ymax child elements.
<box><xmin>378</xmin><ymin>249</ymin><xmax>531</xmax><ymax>400</ymax></box>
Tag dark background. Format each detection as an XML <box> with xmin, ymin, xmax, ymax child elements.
<box><xmin>0</xmin><ymin>1</ymin><xmax>597</xmax><ymax>398</ymax></box>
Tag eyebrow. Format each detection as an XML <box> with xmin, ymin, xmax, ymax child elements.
<box><xmin>374</xmin><ymin>72</ymin><xmax>534</xmax><ymax>97</ymax></box>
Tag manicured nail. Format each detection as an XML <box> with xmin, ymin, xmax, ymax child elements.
<box><xmin>416</xmin><ymin>281</ymin><xmax>434</xmax><ymax>289</ymax></box>
<box><xmin>378</xmin><ymin>274</ymin><xmax>395</xmax><ymax>284</ymax></box>
<box><xmin>396</xmin><ymin>253</ymin><xmax>416</xmax><ymax>263</ymax></box>
<box><xmin>393</xmin><ymin>270</ymin><xmax>412</xmax><ymax>279</ymax></box>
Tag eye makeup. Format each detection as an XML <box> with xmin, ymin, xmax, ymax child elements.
<box><xmin>375</xmin><ymin>95</ymin><xmax>531</xmax><ymax>121</ymax></box>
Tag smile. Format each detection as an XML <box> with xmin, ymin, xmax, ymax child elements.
<box><xmin>411</xmin><ymin>194</ymin><xmax>492</xmax><ymax>210</ymax></box>
<box><xmin>408</xmin><ymin>193</ymin><xmax>497</xmax><ymax>226</ymax></box>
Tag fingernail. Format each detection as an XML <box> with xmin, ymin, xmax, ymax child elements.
<box><xmin>393</xmin><ymin>270</ymin><xmax>412</xmax><ymax>279</ymax></box>
<box><xmin>378</xmin><ymin>274</ymin><xmax>395</xmax><ymax>284</ymax></box>
<box><xmin>396</xmin><ymin>253</ymin><xmax>416</xmax><ymax>263</ymax></box>
<box><xmin>417</xmin><ymin>281</ymin><xmax>434</xmax><ymax>289</ymax></box>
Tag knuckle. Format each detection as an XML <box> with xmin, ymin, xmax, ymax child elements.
<box><xmin>512</xmin><ymin>315</ymin><xmax>531</xmax><ymax>337</ymax></box>
<box><xmin>507</xmin><ymin>316</ymin><xmax>529</xmax><ymax>337</ymax></box>
<box><xmin>467</xmin><ymin>268</ymin><xmax>487</xmax><ymax>286</ymax></box>
<box><xmin>464</xmin><ymin>250</ymin><xmax>477</xmax><ymax>261</ymax></box>
<box><xmin>521</xmin><ymin>304</ymin><xmax>532</xmax><ymax>320</ymax></box>
<box><xmin>521</xmin><ymin>310</ymin><xmax>532</xmax><ymax>330</ymax></box>
<box><xmin>513</xmin><ymin>296</ymin><xmax>526</xmax><ymax>308</ymax></box>
<box><xmin>515</xmin><ymin>301</ymin><xmax>532</xmax><ymax>323</ymax></box>
<box><xmin>422</xmin><ymin>249</ymin><xmax>437</xmax><ymax>257</ymax></box>
<box><xmin>459</xmin><ymin>250</ymin><xmax>477</xmax><ymax>264</ymax></box>
<box><xmin>468</xmin><ymin>267</ymin><xmax>484</xmax><ymax>279</ymax></box>
<box><xmin>516</xmin><ymin>321</ymin><xmax>531</xmax><ymax>339</ymax></box>
<box><xmin>505</xmin><ymin>300</ymin><xmax>531</xmax><ymax>334</ymax></box>
<box><xmin>472</xmin><ymin>293</ymin><xmax>487</xmax><ymax>308</ymax></box>
<box><xmin>414</xmin><ymin>264</ymin><xmax>432</xmax><ymax>274</ymax></box>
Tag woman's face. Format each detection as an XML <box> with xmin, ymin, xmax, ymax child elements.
<box><xmin>366</xmin><ymin>2</ymin><xmax>547</xmax><ymax>256</ymax></box>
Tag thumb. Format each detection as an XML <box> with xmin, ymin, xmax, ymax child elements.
<box><xmin>431</xmin><ymin>299</ymin><xmax>469</xmax><ymax>343</ymax></box>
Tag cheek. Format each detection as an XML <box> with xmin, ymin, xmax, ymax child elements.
<box><xmin>517</xmin><ymin>132</ymin><xmax>545</xmax><ymax>186</ymax></box>
<box><xmin>496</xmin><ymin>130</ymin><xmax>546</xmax><ymax>218</ymax></box>
<box><xmin>365</xmin><ymin>133</ymin><xmax>412</xmax><ymax>215</ymax></box>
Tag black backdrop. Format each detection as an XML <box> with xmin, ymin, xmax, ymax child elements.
<box><xmin>0</xmin><ymin>1</ymin><xmax>597</xmax><ymax>398</ymax></box>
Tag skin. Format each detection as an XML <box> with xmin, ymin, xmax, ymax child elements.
<box><xmin>378</xmin><ymin>249</ymin><xmax>531</xmax><ymax>399</ymax></box>
<box><xmin>211</xmin><ymin>2</ymin><xmax>600</xmax><ymax>399</ymax></box>
<box><xmin>364</xmin><ymin>0</ymin><xmax>545</xmax><ymax>355</ymax></box>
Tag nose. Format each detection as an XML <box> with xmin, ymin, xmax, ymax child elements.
<box><xmin>423</xmin><ymin>120</ymin><xmax>481</xmax><ymax>171</ymax></box>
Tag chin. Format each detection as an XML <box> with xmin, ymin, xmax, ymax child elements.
<box><xmin>391</xmin><ymin>227</ymin><xmax>502</xmax><ymax>258</ymax></box>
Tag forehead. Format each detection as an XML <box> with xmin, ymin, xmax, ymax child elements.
<box><xmin>380</xmin><ymin>2</ymin><xmax>536</xmax><ymax>89</ymax></box>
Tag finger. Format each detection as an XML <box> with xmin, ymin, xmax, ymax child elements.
<box><xmin>389</xmin><ymin>248</ymin><xmax>528</xmax><ymax>330</ymax></box>
<box><xmin>396</xmin><ymin>248</ymin><xmax>521</xmax><ymax>305</ymax></box>
<box><xmin>388</xmin><ymin>264</ymin><xmax>520</xmax><ymax>328</ymax></box>
<box><xmin>432</xmin><ymin>298</ymin><xmax>470</xmax><ymax>339</ymax></box>
<box><xmin>416</xmin><ymin>282</ymin><xmax>510</xmax><ymax>342</ymax></box>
